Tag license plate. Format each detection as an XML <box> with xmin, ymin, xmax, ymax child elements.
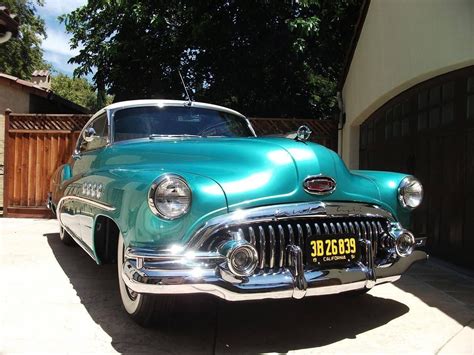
<box><xmin>306</xmin><ymin>235</ymin><xmax>359</xmax><ymax>266</ymax></box>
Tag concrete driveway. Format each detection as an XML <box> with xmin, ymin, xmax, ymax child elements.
<box><xmin>0</xmin><ymin>218</ymin><xmax>473</xmax><ymax>354</ymax></box>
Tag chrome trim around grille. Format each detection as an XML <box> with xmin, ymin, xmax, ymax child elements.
<box><xmin>186</xmin><ymin>201</ymin><xmax>395</xmax><ymax>251</ymax></box>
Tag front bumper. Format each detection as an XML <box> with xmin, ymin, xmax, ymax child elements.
<box><xmin>121</xmin><ymin>201</ymin><xmax>428</xmax><ymax>301</ymax></box>
<box><xmin>122</xmin><ymin>248</ymin><xmax>427</xmax><ymax>301</ymax></box>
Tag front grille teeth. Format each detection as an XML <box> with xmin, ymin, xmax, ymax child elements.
<box><xmin>268</xmin><ymin>225</ymin><xmax>276</xmax><ymax>269</ymax></box>
<box><xmin>217</xmin><ymin>217</ymin><xmax>389</xmax><ymax>274</ymax></box>
<box><xmin>258</xmin><ymin>226</ymin><xmax>266</xmax><ymax>269</ymax></box>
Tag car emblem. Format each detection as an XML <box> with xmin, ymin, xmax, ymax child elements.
<box><xmin>303</xmin><ymin>176</ymin><xmax>336</xmax><ymax>195</ymax></box>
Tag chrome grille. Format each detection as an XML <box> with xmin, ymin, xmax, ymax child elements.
<box><xmin>226</xmin><ymin>217</ymin><xmax>388</xmax><ymax>273</ymax></box>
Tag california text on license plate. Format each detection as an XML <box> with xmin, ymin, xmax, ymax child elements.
<box><xmin>306</xmin><ymin>235</ymin><xmax>360</xmax><ymax>266</ymax></box>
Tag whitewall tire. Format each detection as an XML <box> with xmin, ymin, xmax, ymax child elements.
<box><xmin>117</xmin><ymin>232</ymin><xmax>174</xmax><ymax>326</ymax></box>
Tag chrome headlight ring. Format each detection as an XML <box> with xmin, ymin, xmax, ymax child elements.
<box><xmin>398</xmin><ymin>176</ymin><xmax>423</xmax><ymax>210</ymax></box>
<box><xmin>148</xmin><ymin>174</ymin><xmax>192</xmax><ymax>220</ymax></box>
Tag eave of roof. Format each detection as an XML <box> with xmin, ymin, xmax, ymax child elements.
<box><xmin>338</xmin><ymin>0</ymin><xmax>371</xmax><ymax>91</ymax></box>
<box><xmin>0</xmin><ymin>6</ymin><xmax>19</xmax><ymax>37</ymax></box>
<box><xmin>0</xmin><ymin>73</ymin><xmax>90</xmax><ymax>114</ymax></box>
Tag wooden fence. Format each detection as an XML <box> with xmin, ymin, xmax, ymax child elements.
<box><xmin>3</xmin><ymin>111</ymin><xmax>90</xmax><ymax>217</ymax></box>
<box><xmin>249</xmin><ymin>117</ymin><xmax>338</xmax><ymax>151</ymax></box>
<box><xmin>2</xmin><ymin>111</ymin><xmax>337</xmax><ymax>218</ymax></box>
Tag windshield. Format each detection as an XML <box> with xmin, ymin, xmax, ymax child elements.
<box><xmin>113</xmin><ymin>105</ymin><xmax>254</xmax><ymax>142</ymax></box>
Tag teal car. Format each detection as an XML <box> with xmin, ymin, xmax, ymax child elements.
<box><xmin>49</xmin><ymin>99</ymin><xmax>426</xmax><ymax>326</ymax></box>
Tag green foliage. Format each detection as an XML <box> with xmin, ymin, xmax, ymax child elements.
<box><xmin>51</xmin><ymin>74</ymin><xmax>114</xmax><ymax>111</ymax></box>
<box><xmin>51</xmin><ymin>74</ymin><xmax>96</xmax><ymax>110</ymax></box>
<box><xmin>0</xmin><ymin>0</ymin><xmax>46</xmax><ymax>79</ymax></box>
<box><xmin>62</xmin><ymin>0</ymin><xmax>362</xmax><ymax>118</ymax></box>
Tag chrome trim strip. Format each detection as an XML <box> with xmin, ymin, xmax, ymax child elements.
<box><xmin>57</xmin><ymin>195</ymin><xmax>116</xmax><ymax>212</ymax></box>
<box><xmin>125</xmin><ymin>248</ymin><xmax>225</xmax><ymax>260</ymax></box>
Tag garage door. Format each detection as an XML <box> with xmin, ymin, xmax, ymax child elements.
<box><xmin>359</xmin><ymin>66</ymin><xmax>474</xmax><ymax>268</ymax></box>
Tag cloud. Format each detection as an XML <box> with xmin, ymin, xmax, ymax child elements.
<box><xmin>43</xmin><ymin>50</ymin><xmax>77</xmax><ymax>75</ymax></box>
<box><xmin>42</xmin><ymin>27</ymin><xmax>79</xmax><ymax>57</ymax></box>
<box><xmin>39</xmin><ymin>0</ymin><xmax>86</xmax><ymax>17</ymax></box>
<box><xmin>37</xmin><ymin>0</ymin><xmax>88</xmax><ymax>76</ymax></box>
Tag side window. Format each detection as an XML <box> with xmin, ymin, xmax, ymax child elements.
<box><xmin>79</xmin><ymin>114</ymin><xmax>109</xmax><ymax>152</ymax></box>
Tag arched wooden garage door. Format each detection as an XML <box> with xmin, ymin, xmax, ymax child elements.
<box><xmin>359</xmin><ymin>66</ymin><xmax>474</xmax><ymax>268</ymax></box>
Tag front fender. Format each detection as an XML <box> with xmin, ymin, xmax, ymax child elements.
<box><xmin>99</xmin><ymin>169</ymin><xmax>228</xmax><ymax>248</ymax></box>
<box><xmin>351</xmin><ymin>170</ymin><xmax>412</xmax><ymax>227</ymax></box>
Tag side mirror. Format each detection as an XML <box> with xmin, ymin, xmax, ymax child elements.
<box><xmin>83</xmin><ymin>127</ymin><xmax>97</xmax><ymax>142</ymax></box>
<box><xmin>72</xmin><ymin>149</ymin><xmax>82</xmax><ymax>160</ymax></box>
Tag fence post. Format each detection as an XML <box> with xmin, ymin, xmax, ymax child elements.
<box><xmin>3</xmin><ymin>108</ymin><xmax>11</xmax><ymax>217</ymax></box>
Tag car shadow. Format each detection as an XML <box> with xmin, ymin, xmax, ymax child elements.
<box><xmin>45</xmin><ymin>232</ymin><xmax>409</xmax><ymax>354</ymax></box>
<box><xmin>392</xmin><ymin>259</ymin><xmax>474</xmax><ymax>328</ymax></box>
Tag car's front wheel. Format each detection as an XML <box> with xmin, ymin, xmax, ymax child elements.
<box><xmin>117</xmin><ymin>232</ymin><xmax>175</xmax><ymax>326</ymax></box>
<box><xmin>59</xmin><ymin>226</ymin><xmax>76</xmax><ymax>246</ymax></box>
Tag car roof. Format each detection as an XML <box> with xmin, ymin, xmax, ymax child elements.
<box><xmin>103</xmin><ymin>99</ymin><xmax>246</xmax><ymax>118</ymax></box>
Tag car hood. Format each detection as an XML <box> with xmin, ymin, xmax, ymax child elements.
<box><xmin>103</xmin><ymin>137</ymin><xmax>383</xmax><ymax>211</ymax></box>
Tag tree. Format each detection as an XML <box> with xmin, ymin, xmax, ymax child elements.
<box><xmin>0</xmin><ymin>0</ymin><xmax>46</xmax><ymax>79</ymax></box>
<box><xmin>62</xmin><ymin>1</ymin><xmax>362</xmax><ymax>118</ymax></box>
<box><xmin>51</xmin><ymin>73</ymin><xmax>113</xmax><ymax>111</ymax></box>
<box><xmin>51</xmin><ymin>74</ymin><xmax>96</xmax><ymax>110</ymax></box>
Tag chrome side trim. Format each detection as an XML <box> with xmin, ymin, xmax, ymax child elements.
<box><xmin>57</xmin><ymin>195</ymin><xmax>116</xmax><ymax>212</ymax></box>
<box><xmin>186</xmin><ymin>201</ymin><xmax>395</xmax><ymax>250</ymax></box>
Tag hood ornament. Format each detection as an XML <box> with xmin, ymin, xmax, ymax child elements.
<box><xmin>295</xmin><ymin>125</ymin><xmax>312</xmax><ymax>142</ymax></box>
<box><xmin>303</xmin><ymin>176</ymin><xmax>336</xmax><ymax>195</ymax></box>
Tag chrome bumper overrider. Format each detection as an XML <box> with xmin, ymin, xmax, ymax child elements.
<box><xmin>121</xmin><ymin>202</ymin><xmax>428</xmax><ymax>301</ymax></box>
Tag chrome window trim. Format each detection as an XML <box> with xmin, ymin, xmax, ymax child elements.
<box><xmin>75</xmin><ymin>110</ymin><xmax>111</xmax><ymax>155</ymax></box>
<box><xmin>108</xmin><ymin>100</ymin><xmax>257</xmax><ymax>144</ymax></box>
<box><xmin>105</xmin><ymin>99</ymin><xmax>248</xmax><ymax>119</ymax></box>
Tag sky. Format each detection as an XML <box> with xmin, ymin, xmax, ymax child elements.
<box><xmin>36</xmin><ymin>0</ymin><xmax>88</xmax><ymax>76</ymax></box>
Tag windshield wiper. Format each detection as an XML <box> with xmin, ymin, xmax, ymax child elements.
<box><xmin>149</xmin><ymin>134</ymin><xmax>202</xmax><ymax>140</ymax></box>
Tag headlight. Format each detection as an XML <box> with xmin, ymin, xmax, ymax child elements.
<box><xmin>398</xmin><ymin>176</ymin><xmax>423</xmax><ymax>209</ymax></box>
<box><xmin>148</xmin><ymin>175</ymin><xmax>191</xmax><ymax>219</ymax></box>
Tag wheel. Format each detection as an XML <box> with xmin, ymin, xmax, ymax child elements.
<box><xmin>117</xmin><ymin>232</ymin><xmax>175</xmax><ymax>327</ymax></box>
<box><xmin>59</xmin><ymin>226</ymin><xmax>76</xmax><ymax>246</ymax></box>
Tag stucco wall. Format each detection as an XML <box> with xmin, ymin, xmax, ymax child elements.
<box><xmin>0</xmin><ymin>84</ymin><xmax>30</xmax><ymax>209</ymax></box>
<box><xmin>341</xmin><ymin>0</ymin><xmax>474</xmax><ymax>168</ymax></box>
